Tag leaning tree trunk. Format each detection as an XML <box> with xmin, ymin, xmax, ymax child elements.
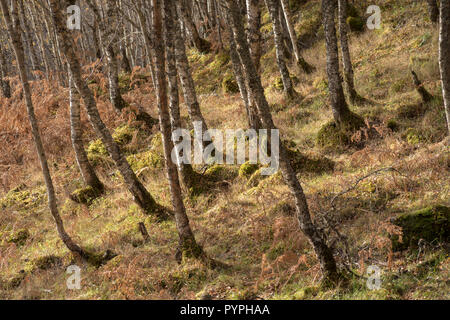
<box><xmin>225</xmin><ymin>0</ymin><xmax>338</xmax><ymax>281</ymax></box>
<box><xmin>265</xmin><ymin>0</ymin><xmax>298</xmax><ymax>100</ymax></box>
<box><xmin>49</xmin><ymin>0</ymin><xmax>167</xmax><ymax>219</ymax></box>
<box><xmin>338</xmin><ymin>0</ymin><xmax>359</xmax><ymax>104</ymax></box>
<box><xmin>279</xmin><ymin>0</ymin><xmax>314</xmax><ymax>73</ymax></box>
<box><xmin>439</xmin><ymin>0</ymin><xmax>450</xmax><ymax>135</ymax></box>
<box><xmin>0</xmin><ymin>0</ymin><xmax>87</xmax><ymax>258</ymax></box>
<box><xmin>322</xmin><ymin>0</ymin><xmax>362</xmax><ymax>129</ymax></box>
<box><xmin>68</xmin><ymin>70</ymin><xmax>104</xmax><ymax>194</ymax></box>
<box><xmin>427</xmin><ymin>0</ymin><xmax>439</xmax><ymax>24</ymax></box>
<box><xmin>154</xmin><ymin>0</ymin><xmax>208</xmax><ymax>261</ymax></box>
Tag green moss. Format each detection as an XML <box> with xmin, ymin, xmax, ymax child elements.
<box><xmin>317</xmin><ymin>113</ymin><xmax>365</xmax><ymax>149</ymax></box>
<box><xmin>347</xmin><ymin>16</ymin><xmax>365</xmax><ymax>32</ymax></box>
<box><xmin>317</xmin><ymin>121</ymin><xmax>350</xmax><ymax>148</ymax></box>
<box><xmin>387</xmin><ymin>119</ymin><xmax>400</xmax><ymax>131</ymax></box>
<box><xmin>313</xmin><ymin>77</ymin><xmax>328</xmax><ymax>92</ymax></box>
<box><xmin>0</xmin><ymin>186</ymin><xmax>46</xmax><ymax>210</ymax></box>
<box><xmin>239</xmin><ymin>162</ymin><xmax>260</xmax><ymax>179</ymax></box>
<box><xmin>294</xmin><ymin>286</ymin><xmax>319</xmax><ymax>300</ymax></box>
<box><xmin>205</xmin><ymin>164</ymin><xmax>239</xmax><ymax>182</ymax></box>
<box><xmin>222</xmin><ymin>72</ymin><xmax>239</xmax><ymax>94</ymax></box>
<box><xmin>126</xmin><ymin>150</ymin><xmax>163</xmax><ymax>172</ymax></box>
<box><xmin>112</xmin><ymin>124</ymin><xmax>135</xmax><ymax>145</ymax></box>
<box><xmin>273</xmin><ymin>77</ymin><xmax>284</xmax><ymax>91</ymax></box>
<box><xmin>33</xmin><ymin>255</ymin><xmax>63</xmax><ymax>270</ymax></box>
<box><xmin>392</xmin><ymin>205</ymin><xmax>450</xmax><ymax>251</ymax></box>
<box><xmin>7</xmin><ymin>229</ymin><xmax>30</xmax><ymax>246</ymax></box>
<box><xmin>403</xmin><ymin>127</ymin><xmax>425</xmax><ymax>145</ymax></box>
<box><xmin>70</xmin><ymin>186</ymin><xmax>101</xmax><ymax>205</ymax></box>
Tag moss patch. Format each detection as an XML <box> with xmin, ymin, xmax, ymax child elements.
<box><xmin>222</xmin><ymin>73</ymin><xmax>239</xmax><ymax>94</ymax></box>
<box><xmin>392</xmin><ymin>205</ymin><xmax>450</xmax><ymax>251</ymax></box>
<box><xmin>7</xmin><ymin>229</ymin><xmax>30</xmax><ymax>246</ymax></box>
<box><xmin>0</xmin><ymin>186</ymin><xmax>46</xmax><ymax>211</ymax></box>
<box><xmin>239</xmin><ymin>162</ymin><xmax>260</xmax><ymax>179</ymax></box>
<box><xmin>70</xmin><ymin>186</ymin><xmax>101</xmax><ymax>205</ymax></box>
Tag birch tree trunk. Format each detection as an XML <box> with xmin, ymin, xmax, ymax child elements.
<box><xmin>439</xmin><ymin>0</ymin><xmax>450</xmax><ymax>136</ymax></box>
<box><xmin>338</xmin><ymin>0</ymin><xmax>359</xmax><ymax>104</ymax></box>
<box><xmin>154</xmin><ymin>0</ymin><xmax>208</xmax><ymax>261</ymax></box>
<box><xmin>0</xmin><ymin>0</ymin><xmax>87</xmax><ymax>258</ymax></box>
<box><xmin>0</xmin><ymin>45</ymin><xmax>11</xmax><ymax>98</ymax></box>
<box><xmin>279</xmin><ymin>0</ymin><xmax>314</xmax><ymax>74</ymax></box>
<box><xmin>172</xmin><ymin>2</ymin><xmax>211</xmax><ymax>142</ymax></box>
<box><xmin>225</xmin><ymin>0</ymin><xmax>338</xmax><ymax>281</ymax></box>
<box><xmin>427</xmin><ymin>0</ymin><xmax>439</xmax><ymax>24</ymax></box>
<box><xmin>178</xmin><ymin>0</ymin><xmax>211</xmax><ymax>53</ymax></box>
<box><xmin>69</xmin><ymin>70</ymin><xmax>104</xmax><ymax>194</ymax></box>
<box><xmin>265</xmin><ymin>0</ymin><xmax>298</xmax><ymax>100</ymax></box>
<box><xmin>164</xmin><ymin>0</ymin><xmax>199</xmax><ymax>191</ymax></box>
<box><xmin>49</xmin><ymin>0</ymin><xmax>167</xmax><ymax>219</ymax></box>
<box><xmin>322</xmin><ymin>0</ymin><xmax>363</xmax><ymax>129</ymax></box>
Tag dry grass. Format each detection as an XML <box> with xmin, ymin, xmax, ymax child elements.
<box><xmin>0</xmin><ymin>0</ymin><xmax>449</xmax><ymax>300</ymax></box>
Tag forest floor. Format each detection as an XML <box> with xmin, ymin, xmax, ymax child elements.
<box><xmin>0</xmin><ymin>0</ymin><xmax>448</xmax><ymax>299</ymax></box>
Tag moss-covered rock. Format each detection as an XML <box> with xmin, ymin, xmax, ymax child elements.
<box><xmin>33</xmin><ymin>255</ymin><xmax>63</xmax><ymax>270</ymax></box>
<box><xmin>347</xmin><ymin>14</ymin><xmax>365</xmax><ymax>32</ymax></box>
<box><xmin>127</xmin><ymin>150</ymin><xmax>164</xmax><ymax>172</ymax></box>
<box><xmin>205</xmin><ymin>164</ymin><xmax>239</xmax><ymax>182</ymax></box>
<box><xmin>222</xmin><ymin>72</ymin><xmax>239</xmax><ymax>94</ymax></box>
<box><xmin>7</xmin><ymin>229</ymin><xmax>30</xmax><ymax>246</ymax></box>
<box><xmin>70</xmin><ymin>186</ymin><xmax>101</xmax><ymax>205</ymax></box>
<box><xmin>239</xmin><ymin>162</ymin><xmax>260</xmax><ymax>179</ymax></box>
<box><xmin>317</xmin><ymin>113</ymin><xmax>365</xmax><ymax>149</ymax></box>
<box><xmin>392</xmin><ymin>205</ymin><xmax>450</xmax><ymax>251</ymax></box>
<box><xmin>0</xmin><ymin>186</ymin><xmax>46</xmax><ymax>210</ymax></box>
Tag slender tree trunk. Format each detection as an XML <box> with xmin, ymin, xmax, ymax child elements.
<box><xmin>338</xmin><ymin>0</ymin><xmax>359</xmax><ymax>103</ymax></box>
<box><xmin>155</xmin><ymin>0</ymin><xmax>207</xmax><ymax>261</ymax></box>
<box><xmin>439</xmin><ymin>0</ymin><xmax>450</xmax><ymax>135</ymax></box>
<box><xmin>49</xmin><ymin>0</ymin><xmax>167</xmax><ymax>219</ymax></box>
<box><xmin>0</xmin><ymin>0</ymin><xmax>87</xmax><ymax>258</ymax></box>
<box><xmin>178</xmin><ymin>0</ymin><xmax>211</xmax><ymax>53</ymax></box>
<box><xmin>225</xmin><ymin>0</ymin><xmax>338</xmax><ymax>281</ymax></box>
<box><xmin>0</xmin><ymin>46</ymin><xmax>11</xmax><ymax>98</ymax></box>
<box><xmin>265</xmin><ymin>0</ymin><xmax>298</xmax><ymax>100</ymax></box>
<box><xmin>427</xmin><ymin>0</ymin><xmax>439</xmax><ymax>24</ymax></box>
<box><xmin>172</xmin><ymin>3</ymin><xmax>211</xmax><ymax>143</ymax></box>
<box><xmin>246</xmin><ymin>0</ymin><xmax>262</xmax><ymax>72</ymax></box>
<box><xmin>279</xmin><ymin>0</ymin><xmax>314</xmax><ymax>73</ymax></box>
<box><xmin>229</xmin><ymin>37</ymin><xmax>252</xmax><ymax>127</ymax></box>
<box><xmin>322</xmin><ymin>0</ymin><xmax>362</xmax><ymax>129</ymax></box>
<box><xmin>164</xmin><ymin>0</ymin><xmax>199</xmax><ymax>191</ymax></box>
<box><xmin>68</xmin><ymin>70</ymin><xmax>104</xmax><ymax>194</ymax></box>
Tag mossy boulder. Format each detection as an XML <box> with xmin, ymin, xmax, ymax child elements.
<box><xmin>33</xmin><ymin>255</ymin><xmax>63</xmax><ymax>270</ymax></box>
<box><xmin>0</xmin><ymin>186</ymin><xmax>46</xmax><ymax>210</ymax></box>
<box><xmin>70</xmin><ymin>186</ymin><xmax>101</xmax><ymax>205</ymax></box>
<box><xmin>392</xmin><ymin>205</ymin><xmax>450</xmax><ymax>251</ymax></box>
<box><xmin>317</xmin><ymin>114</ymin><xmax>365</xmax><ymax>149</ymax></box>
<box><xmin>239</xmin><ymin>162</ymin><xmax>260</xmax><ymax>179</ymax></box>
<box><xmin>7</xmin><ymin>229</ymin><xmax>30</xmax><ymax>246</ymax></box>
<box><xmin>222</xmin><ymin>73</ymin><xmax>239</xmax><ymax>94</ymax></box>
<box><xmin>205</xmin><ymin>164</ymin><xmax>239</xmax><ymax>182</ymax></box>
<box><xmin>347</xmin><ymin>17</ymin><xmax>364</xmax><ymax>32</ymax></box>
<box><xmin>127</xmin><ymin>150</ymin><xmax>163</xmax><ymax>172</ymax></box>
